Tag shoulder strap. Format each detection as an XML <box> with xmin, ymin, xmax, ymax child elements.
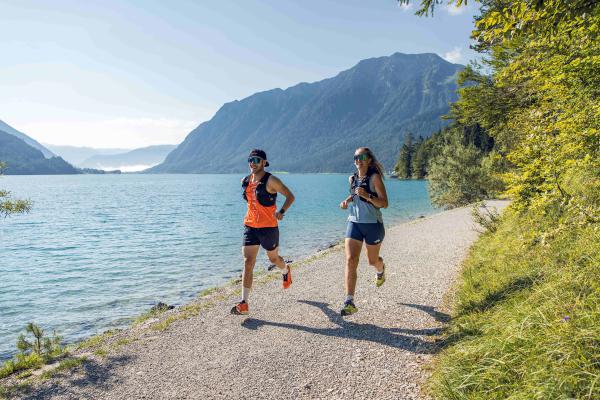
<box><xmin>260</xmin><ymin>172</ymin><xmax>271</xmax><ymax>184</ymax></box>
<box><xmin>242</xmin><ymin>175</ymin><xmax>250</xmax><ymax>188</ymax></box>
<box><xmin>350</xmin><ymin>173</ymin><xmax>358</xmax><ymax>191</ymax></box>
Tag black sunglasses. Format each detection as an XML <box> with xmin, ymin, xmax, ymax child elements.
<box><xmin>248</xmin><ymin>156</ymin><xmax>263</xmax><ymax>164</ymax></box>
<box><xmin>353</xmin><ymin>153</ymin><xmax>369</xmax><ymax>161</ymax></box>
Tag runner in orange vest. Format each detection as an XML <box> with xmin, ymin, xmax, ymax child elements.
<box><xmin>231</xmin><ymin>149</ymin><xmax>295</xmax><ymax>315</ymax></box>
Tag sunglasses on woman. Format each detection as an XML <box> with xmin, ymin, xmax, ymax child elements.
<box><xmin>248</xmin><ymin>156</ymin><xmax>263</xmax><ymax>164</ymax></box>
<box><xmin>353</xmin><ymin>154</ymin><xmax>369</xmax><ymax>161</ymax></box>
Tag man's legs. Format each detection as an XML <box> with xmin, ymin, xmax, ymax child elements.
<box><xmin>266</xmin><ymin>247</ymin><xmax>287</xmax><ymax>271</ymax></box>
<box><xmin>266</xmin><ymin>247</ymin><xmax>291</xmax><ymax>288</ymax></box>
<box><xmin>242</xmin><ymin>245</ymin><xmax>260</xmax><ymax>299</ymax></box>
<box><xmin>231</xmin><ymin>245</ymin><xmax>259</xmax><ymax>315</ymax></box>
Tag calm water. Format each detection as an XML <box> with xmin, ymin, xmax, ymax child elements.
<box><xmin>0</xmin><ymin>174</ymin><xmax>435</xmax><ymax>359</ymax></box>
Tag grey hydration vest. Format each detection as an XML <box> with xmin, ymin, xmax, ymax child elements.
<box><xmin>348</xmin><ymin>168</ymin><xmax>383</xmax><ymax>223</ymax></box>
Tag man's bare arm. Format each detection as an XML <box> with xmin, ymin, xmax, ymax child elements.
<box><xmin>268</xmin><ymin>176</ymin><xmax>295</xmax><ymax>218</ymax></box>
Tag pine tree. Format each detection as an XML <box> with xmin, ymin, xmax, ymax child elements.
<box><xmin>411</xmin><ymin>135</ymin><xmax>428</xmax><ymax>179</ymax></box>
<box><xmin>394</xmin><ymin>132</ymin><xmax>414</xmax><ymax>179</ymax></box>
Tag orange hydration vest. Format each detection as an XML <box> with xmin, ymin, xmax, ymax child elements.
<box><xmin>243</xmin><ymin>174</ymin><xmax>278</xmax><ymax>228</ymax></box>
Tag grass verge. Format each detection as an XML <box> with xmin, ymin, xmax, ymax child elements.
<box><xmin>428</xmin><ymin>208</ymin><xmax>600</xmax><ymax>399</ymax></box>
<box><xmin>40</xmin><ymin>357</ymin><xmax>86</xmax><ymax>380</ymax></box>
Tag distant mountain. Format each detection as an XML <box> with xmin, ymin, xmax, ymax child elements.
<box><xmin>79</xmin><ymin>145</ymin><xmax>176</xmax><ymax>172</ymax></box>
<box><xmin>45</xmin><ymin>145</ymin><xmax>130</xmax><ymax>166</ymax></box>
<box><xmin>150</xmin><ymin>52</ymin><xmax>462</xmax><ymax>173</ymax></box>
<box><xmin>0</xmin><ymin>130</ymin><xmax>79</xmax><ymax>175</ymax></box>
<box><xmin>0</xmin><ymin>119</ymin><xmax>55</xmax><ymax>158</ymax></box>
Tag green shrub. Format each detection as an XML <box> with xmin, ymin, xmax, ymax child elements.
<box><xmin>0</xmin><ymin>353</ymin><xmax>44</xmax><ymax>379</ymax></box>
<box><xmin>427</xmin><ymin>130</ymin><xmax>501</xmax><ymax>208</ymax></box>
<box><xmin>0</xmin><ymin>323</ymin><xmax>63</xmax><ymax>379</ymax></box>
<box><xmin>471</xmin><ymin>202</ymin><xmax>502</xmax><ymax>234</ymax></box>
<box><xmin>16</xmin><ymin>323</ymin><xmax>62</xmax><ymax>359</ymax></box>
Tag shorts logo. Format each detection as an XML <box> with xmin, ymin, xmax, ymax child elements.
<box><xmin>373</xmin><ymin>239</ymin><xmax>381</xmax><ymax>244</ymax></box>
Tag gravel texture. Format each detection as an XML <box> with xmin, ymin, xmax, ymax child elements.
<box><xmin>23</xmin><ymin>201</ymin><xmax>508</xmax><ymax>400</ymax></box>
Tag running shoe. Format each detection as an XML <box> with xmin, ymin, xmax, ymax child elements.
<box><xmin>376</xmin><ymin>262</ymin><xmax>386</xmax><ymax>287</ymax></box>
<box><xmin>282</xmin><ymin>266</ymin><xmax>292</xmax><ymax>289</ymax></box>
<box><xmin>340</xmin><ymin>300</ymin><xmax>358</xmax><ymax>316</ymax></box>
<box><xmin>230</xmin><ymin>300</ymin><xmax>249</xmax><ymax>315</ymax></box>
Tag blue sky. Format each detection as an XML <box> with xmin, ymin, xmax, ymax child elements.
<box><xmin>0</xmin><ymin>0</ymin><xmax>479</xmax><ymax>148</ymax></box>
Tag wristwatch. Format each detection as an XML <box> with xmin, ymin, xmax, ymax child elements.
<box><xmin>279</xmin><ymin>208</ymin><xmax>286</xmax><ymax>215</ymax></box>
<box><xmin>368</xmin><ymin>194</ymin><xmax>374</xmax><ymax>200</ymax></box>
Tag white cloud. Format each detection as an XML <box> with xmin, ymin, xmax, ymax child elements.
<box><xmin>445</xmin><ymin>3</ymin><xmax>468</xmax><ymax>16</ymax></box>
<box><xmin>19</xmin><ymin>118</ymin><xmax>198</xmax><ymax>149</ymax></box>
<box><xmin>442</xmin><ymin>47</ymin><xmax>463</xmax><ymax>63</ymax></box>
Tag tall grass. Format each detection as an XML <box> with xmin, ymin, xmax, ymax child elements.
<box><xmin>429</xmin><ymin>208</ymin><xmax>600</xmax><ymax>399</ymax></box>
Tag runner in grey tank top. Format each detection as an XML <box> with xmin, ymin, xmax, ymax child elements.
<box><xmin>348</xmin><ymin>173</ymin><xmax>383</xmax><ymax>223</ymax></box>
<box><xmin>339</xmin><ymin>147</ymin><xmax>388</xmax><ymax>316</ymax></box>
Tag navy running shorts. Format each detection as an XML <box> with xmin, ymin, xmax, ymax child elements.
<box><xmin>345</xmin><ymin>221</ymin><xmax>385</xmax><ymax>245</ymax></box>
<box><xmin>243</xmin><ymin>226</ymin><xmax>279</xmax><ymax>250</ymax></box>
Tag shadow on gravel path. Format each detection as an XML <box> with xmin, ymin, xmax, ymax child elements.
<box><xmin>26</xmin><ymin>354</ymin><xmax>133</xmax><ymax>400</ymax></box>
<box><xmin>398</xmin><ymin>303</ymin><xmax>451</xmax><ymax>323</ymax></box>
<box><xmin>241</xmin><ymin>300</ymin><xmax>443</xmax><ymax>354</ymax></box>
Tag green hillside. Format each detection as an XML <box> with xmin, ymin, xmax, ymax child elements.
<box><xmin>0</xmin><ymin>131</ymin><xmax>79</xmax><ymax>175</ymax></box>
<box><xmin>150</xmin><ymin>52</ymin><xmax>462</xmax><ymax>173</ymax></box>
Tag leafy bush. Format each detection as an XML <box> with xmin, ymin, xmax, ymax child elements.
<box><xmin>427</xmin><ymin>130</ymin><xmax>501</xmax><ymax>208</ymax></box>
<box><xmin>0</xmin><ymin>162</ymin><xmax>31</xmax><ymax>217</ymax></box>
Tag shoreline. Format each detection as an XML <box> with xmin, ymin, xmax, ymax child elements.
<box><xmin>70</xmin><ymin>208</ymin><xmax>439</xmax><ymax>347</ymax></box>
<box><xmin>1</xmin><ymin>202</ymin><xmax>509</xmax><ymax>398</ymax></box>
<box><xmin>0</xmin><ymin>174</ymin><xmax>435</xmax><ymax>362</ymax></box>
<box><xmin>0</xmin><ymin>208</ymin><xmax>436</xmax><ymax>363</ymax></box>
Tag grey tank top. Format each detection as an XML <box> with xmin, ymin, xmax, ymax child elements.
<box><xmin>347</xmin><ymin>174</ymin><xmax>383</xmax><ymax>224</ymax></box>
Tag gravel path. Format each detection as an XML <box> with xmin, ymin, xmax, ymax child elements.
<box><xmin>25</xmin><ymin>201</ymin><xmax>508</xmax><ymax>400</ymax></box>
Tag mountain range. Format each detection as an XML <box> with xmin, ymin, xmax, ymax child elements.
<box><xmin>150</xmin><ymin>52</ymin><xmax>463</xmax><ymax>174</ymax></box>
<box><xmin>45</xmin><ymin>144</ymin><xmax>175</xmax><ymax>171</ymax></box>
<box><xmin>2</xmin><ymin>52</ymin><xmax>462</xmax><ymax>175</ymax></box>
<box><xmin>77</xmin><ymin>145</ymin><xmax>176</xmax><ymax>171</ymax></box>
<box><xmin>0</xmin><ymin>119</ymin><xmax>175</xmax><ymax>173</ymax></box>
<box><xmin>0</xmin><ymin>120</ymin><xmax>55</xmax><ymax>158</ymax></box>
<box><xmin>44</xmin><ymin>145</ymin><xmax>131</xmax><ymax>166</ymax></box>
<box><xmin>0</xmin><ymin>130</ymin><xmax>79</xmax><ymax>175</ymax></box>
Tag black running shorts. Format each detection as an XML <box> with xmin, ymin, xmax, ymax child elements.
<box><xmin>243</xmin><ymin>226</ymin><xmax>279</xmax><ymax>250</ymax></box>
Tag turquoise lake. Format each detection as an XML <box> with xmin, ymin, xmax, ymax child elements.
<box><xmin>0</xmin><ymin>174</ymin><xmax>436</xmax><ymax>359</ymax></box>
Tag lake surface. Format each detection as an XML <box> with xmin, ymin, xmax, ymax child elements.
<box><xmin>0</xmin><ymin>174</ymin><xmax>436</xmax><ymax>359</ymax></box>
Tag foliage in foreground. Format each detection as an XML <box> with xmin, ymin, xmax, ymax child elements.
<box><xmin>397</xmin><ymin>0</ymin><xmax>600</xmax><ymax>397</ymax></box>
<box><xmin>430</xmin><ymin>207</ymin><xmax>600</xmax><ymax>399</ymax></box>
<box><xmin>0</xmin><ymin>323</ymin><xmax>63</xmax><ymax>379</ymax></box>
<box><xmin>0</xmin><ymin>162</ymin><xmax>31</xmax><ymax>217</ymax></box>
